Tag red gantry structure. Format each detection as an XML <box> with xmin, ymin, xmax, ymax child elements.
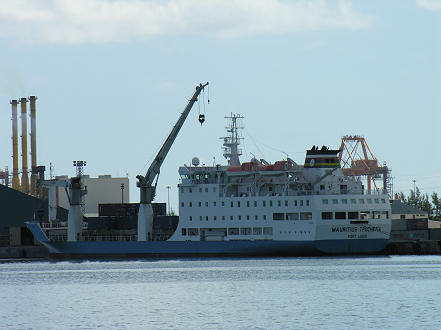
<box><xmin>338</xmin><ymin>135</ymin><xmax>391</xmax><ymax>195</ymax></box>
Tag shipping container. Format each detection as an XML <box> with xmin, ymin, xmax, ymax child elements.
<box><xmin>406</xmin><ymin>218</ymin><xmax>428</xmax><ymax>231</ymax></box>
<box><xmin>391</xmin><ymin>219</ymin><xmax>407</xmax><ymax>231</ymax></box>
<box><xmin>390</xmin><ymin>230</ymin><xmax>429</xmax><ymax>241</ymax></box>
<box><xmin>429</xmin><ymin>228</ymin><xmax>441</xmax><ymax>241</ymax></box>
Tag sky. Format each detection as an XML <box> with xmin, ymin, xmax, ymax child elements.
<box><xmin>0</xmin><ymin>0</ymin><xmax>440</xmax><ymax>212</ymax></box>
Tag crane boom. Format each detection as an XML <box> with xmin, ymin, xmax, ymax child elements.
<box><xmin>137</xmin><ymin>82</ymin><xmax>209</xmax><ymax>188</ymax></box>
<box><xmin>137</xmin><ymin>82</ymin><xmax>209</xmax><ymax>241</ymax></box>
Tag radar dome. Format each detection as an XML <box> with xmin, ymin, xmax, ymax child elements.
<box><xmin>192</xmin><ymin>157</ymin><xmax>200</xmax><ymax>166</ymax></box>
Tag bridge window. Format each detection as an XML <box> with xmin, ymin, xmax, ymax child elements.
<box><xmin>240</xmin><ymin>228</ymin><xmax>251</xmax><ymax>235</ymax></box>
<box><xmin>300</xmin><ymin>212</ymin><xmax>312</xmax><ymax>220</ymax></box>
<box><xmin>263</xmin><ymin>227</ymin><xmax>273</xmax><ymax>235</ymax></box>
<box><xmin>228</xmin><ymin>228</ymin><xmax>239</xmax><ymax>235</ymax></box>
<box><xmin>181</xmin><ymin>202</ymin><xmax>184</xmax><ymax>207</ymax></box>
<box><xmin>273</xmin><ymin>213</ymin><xmax>284</xmax><ymax>220</ymax></box>
<box><xmin>360</xmin><ymin>212</ymin><xmax>370</xmax><ymax>220</ymax></box>
<box><xmin>286</xmin><ymin>212</ymin><xmax>299</xmax><ymax>220</ymax></box>
<box><xmin>341</xmin><ymin>199</ymin><xmax>348</xmax><ymax>204</ymax></box>
<box><xmin>247</xmin><ymin>201</ymin><xmax>250</xmax><ymax>207</ymax></box>
<box><xmin>358</xmin><ymin>199</ymin><xmax>365</xmax><ymax>204</ymax></box>
<box><xmin>253</xmin><ymin>227</ymin><xmax>262</xmax><ymax>235</ymax></box>
<box><xmin>350</xmin><ymin>199</ymin><xmax>356</xmax><ymax>204</ymax></box>
<box><xmin>322</xmin><ymin>199</ymin><xmax>328</xmax><ymax>205</ymax></box>
<box><xmin>285</xmin><ymin>200</ymin><xmax>288</xmax><ymax>207</ymax></box>
<box><xmin>335</xmin><ymin>212</ymin><xmax>346</xmax><ymax>220</ymax></box>
<box><xmin>188</xmin><ymin>228</ymin><xmax>198</xmax><ymax>236</ymax></box>
<box><xmin>367</xmin><ymin>199</ymin><xmax>372</xmax><ymax>204</ymax></box>
<box><xmin>348</xmin><ymin>212</ymin><xmax>358</xmax><ymax>220</ymax></box>
<box><xmin>181</xmin><ymin>228</ymin><xmax>187</xmax><ymax>236</ymax></box>
<box><xmin>254</xmin><ymin>201</ymin><xmax>257</xmax><ymax>207</ymax></box>
<box><xmin>277</xmin><ymin>200</ymin><xmax>281</xmax><ymax>207</ymax></box>
<box><xmin>321</xmin><ymin>212</ymin><xmax>333</xmax><ymax>220</ymax></box>
<box><xmin>332</xmin><ymin>199</ymin><xmax>338</xmax><ymax>205</ymax></box>
<box><xmin>189</xmin><ymin>202</ymin><xmax>192</xmax><ymax>207</ymax></box>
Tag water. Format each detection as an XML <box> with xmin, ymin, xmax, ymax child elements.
<box><xmin>1</xmin><ymin>256</ymin><xmax>441</xmax><ymax>329</ymax></box>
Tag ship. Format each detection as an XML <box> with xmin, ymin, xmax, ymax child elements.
<box><xmin>26</xmin><ymin>83</ymin><xmax>391</xmax><ymax>258</ymax></box>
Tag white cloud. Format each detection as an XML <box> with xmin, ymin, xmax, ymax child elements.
<box><xmin>416</xmin><ymin>0</ymin><xmax>441</xmax><ymax>10</ymax></box>
<box><xmin>0</xmin><ymin>0</ymin><xmax>373</xmax><ymax>44</ymax></box>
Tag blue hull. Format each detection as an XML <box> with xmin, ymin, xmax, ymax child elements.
<box><xmin>26</xmin><ymin>222</ymin><xmax>389</xmax><ymax>258</ymax></box>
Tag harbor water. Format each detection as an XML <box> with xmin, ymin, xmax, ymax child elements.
<box><xmin>1</xmin><ymin>256</ymin><xmax>441</xmax><ymax>329</ymax></box>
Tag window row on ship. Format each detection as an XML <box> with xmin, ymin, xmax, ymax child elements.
<box><xmin>321</xmin><ymin>198</ymin><xmax>387</xmax><ymax>205</ymax></box>
<box><xmin>181</xmin><ymin>199</ymin><xmax>310</xmax><ymax>208</ymax></box>
<box><xmin>186</xmin><ymin>212</ymin><xmax>313</xmax><ymax>222</ymax></box>
<box><xmin>181</xmin><ymin>227</ymin><xmax>273</xmax><ymax>236</ymax></box>
<box><xmin>184</xmin><ymin>210</ymin><xmax>387</xmax><ymax>222</ymax></box>
<box><xmin>181</xmin><ymin>197</ymin><xmax>388</xmax><ymax>209</ymax></box>
<box><xmin>320</xmin><ymin>210</ymin><xmax>389</xmax><ymax>220</ymax></box>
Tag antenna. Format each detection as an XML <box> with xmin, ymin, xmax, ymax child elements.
<box><xmin>220</xmin><ymin>113</ymin><xmax>244</xmax><ymax>166</ymax></box>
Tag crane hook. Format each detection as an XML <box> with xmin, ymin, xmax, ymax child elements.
<box><xmin>198</xmin><ymin>114</ymin><xmax>205</xmax><ymax>125</ymax></box>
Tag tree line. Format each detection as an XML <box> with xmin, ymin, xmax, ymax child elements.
<box><xmin>398</xmin><ymin>187</ymin><xmax>441</xmax><ymax>220</ymax></box>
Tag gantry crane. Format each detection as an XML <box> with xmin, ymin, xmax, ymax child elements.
<box><xmin>136</xmin><ymin>82</ymin><xmax>209</xmax><ymax>241</ymax></box>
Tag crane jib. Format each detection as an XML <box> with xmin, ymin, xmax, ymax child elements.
<box><xmin>139</xmin><ymin>82</ymin><xmax>209</xmax><ymax>191</ymax></box>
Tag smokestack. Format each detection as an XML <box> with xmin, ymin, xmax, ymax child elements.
<box><xmin>29</xmin><ymin>96</ymin><xmax>38</xmax><ymax>196</ymax></box>
<box><xmin>20</xmin><ymin>97</ymin><xmax>29</xmax><ymax>194</ymax></box>
<box><xmin>10</xmin><ymin>100</ymin><xmax>20</xmax><ymax>190</ymax></box>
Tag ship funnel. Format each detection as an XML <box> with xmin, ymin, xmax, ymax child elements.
<box><xmin>29</xmin><ymin>96</ymin><xmax>38</xmax><ymax>196</ymax></box>
<box><xmin>20</xmin><ymin>97</ymin><xmax>29</xmax><ymax>194</ymax></box>
<box><xmin>10</xmin><ymin>100</ymin><xmax>20</xmax><ymax>190</ymax></box>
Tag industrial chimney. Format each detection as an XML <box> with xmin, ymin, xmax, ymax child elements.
<box><xmin>29</xmin><ymin>96</ymin><xmax>38</xmax><ymax>196</ymax></box>
<box><xmin>20</xmin><ymin>97</ymin><xmax>29</xmax><ymax>194</ymax></box>
<box><xmin>10</xmin><ymin>100</ymin><xmax>20</xmax><ymax>190</ymax></box>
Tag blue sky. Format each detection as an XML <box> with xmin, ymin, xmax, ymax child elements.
<box><xmin>0</xmin><ymin>0</ymin><xmax>440</xmax><ymax>210</ymax></box>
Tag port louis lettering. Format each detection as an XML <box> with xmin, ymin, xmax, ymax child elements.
<box><xmin>331</xmin><ymin>226</ymin><xmax>381</xmax><ymax>239</ymax></box>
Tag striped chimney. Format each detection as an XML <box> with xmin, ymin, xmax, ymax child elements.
<box><xmin>10</xmin><ymin>100</ymin><xmax>20</xmax><ymax>190</ymax></box>
<box><xmin>20</xmin><ymin>97</ymin><xmax>29</xmax><ymax>194</ymax></box>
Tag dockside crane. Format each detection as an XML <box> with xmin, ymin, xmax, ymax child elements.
<box><xmin>136</xmin><ymin>82</ymin><xmax>209</xmax><ymax>241</ymax></box>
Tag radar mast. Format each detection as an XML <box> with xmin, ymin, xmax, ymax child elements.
<box><xmin>221</xmin><ymin>113</ymin><xmax>243</xmax><ymax>166</ymax></box>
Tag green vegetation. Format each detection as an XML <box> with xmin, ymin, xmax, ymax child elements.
<box><xmin>398</xmin><ymin>188</ymin><xmax>441</xmax><ymax>220</ymax></box>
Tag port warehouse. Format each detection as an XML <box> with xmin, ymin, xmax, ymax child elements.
<box><xmin>1</xmin><ymin>181</ymin><xmax>441</xmax><ymax>255</ymax></box>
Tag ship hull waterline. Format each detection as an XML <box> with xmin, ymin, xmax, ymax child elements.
<box><xmin>26</xmin><ymin>222</ymin><xmax>389</xmax><ymax>259</ymax></box>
